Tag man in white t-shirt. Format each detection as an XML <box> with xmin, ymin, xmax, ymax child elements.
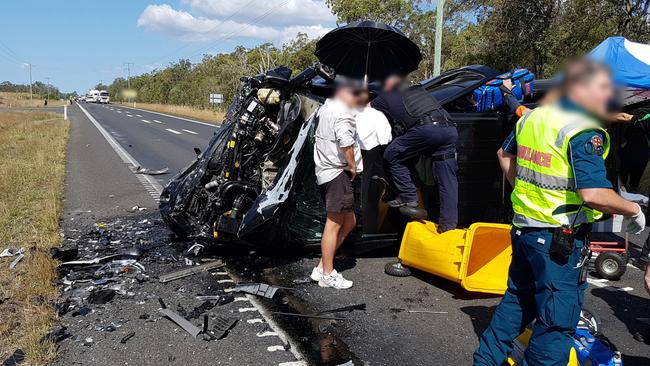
<box><xmin>311</xmin><ymin>82</ymin><xmax>364</xmax><ymax>290</ymax></box>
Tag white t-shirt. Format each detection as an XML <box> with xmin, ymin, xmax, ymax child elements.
<box><xmin>355</xmin><ymin>106</ymin><xmax>392</xmax><ymax>150</ymax></box>
<box><xmin>313</xmin><ymin>98</ymin><xmax>363</xmax><ymax>185</ymax></box>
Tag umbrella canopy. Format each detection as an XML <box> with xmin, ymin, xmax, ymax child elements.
<box><xmin>315</xmin><ymin>21</ymin><xmax>422</xmax><ymax>83</ymax></box>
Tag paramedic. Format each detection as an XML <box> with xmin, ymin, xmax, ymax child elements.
<box><xmin>474</xmin><ymin>59</ymin><xmax>646</xmax><ymax>366</ymax></box>
<box><xmin>372</xmin><ymin>74</ymin><xmax>459</xmax><ymax>232</ymax></box>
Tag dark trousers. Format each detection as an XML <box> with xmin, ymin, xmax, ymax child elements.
<box><xmin>383</xmin><ymin>124</ymin><xmax>458</xmax><ymax>230</ymax></box>
<box><xmin>473</xmin><ymin>228</ymin><xmax>587</xmax><ymax>366</ymax></box>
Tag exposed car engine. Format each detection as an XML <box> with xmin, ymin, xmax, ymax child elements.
<box><xmin>159</xmin><ymin>64</ymin><xmax>335</xmax><ymax>242</ymax></box>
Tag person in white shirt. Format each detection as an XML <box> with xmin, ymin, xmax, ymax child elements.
<box><xmin>311</xmin><ymin>81</ymin><xmax>364</xmax><ymax>290</ymax></box>
<box><xmin>355</xmin><ymin>91</ymin><xmax>392</xmax><ymax>151</ymax></box>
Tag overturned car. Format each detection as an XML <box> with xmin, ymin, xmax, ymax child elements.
<box><xmin>159</xmin><ymin>63</ymin><xmax>516</xmax><ymax>249</ymax></box>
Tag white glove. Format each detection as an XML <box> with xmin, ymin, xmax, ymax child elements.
<box><xmin>625</xmin><ymin>203</ymin><xmax>645</xmax><ymax>235</ymax></box>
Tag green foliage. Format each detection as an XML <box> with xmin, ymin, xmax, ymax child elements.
<box><xmin>0</xmin><ymin>81</ymin><xmax>63</xmax><ymax>99</ymax></box>
<box><xmin>107</xmin><ymin>0</ymin><xmax>650</xmax><ymax>107</ymax></box>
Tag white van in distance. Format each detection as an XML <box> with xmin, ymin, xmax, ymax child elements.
<box><xmin>98</xmin><ymin>90</ymin><xmax>110</xmax><ymax>104</ymax></box>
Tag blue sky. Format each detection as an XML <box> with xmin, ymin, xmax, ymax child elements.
<box><xmin>0</xmin><ymin>0</ymin><xmax>336</xmax><ymax>94</ymax></box>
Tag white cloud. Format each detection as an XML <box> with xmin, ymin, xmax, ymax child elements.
<box><xmin>181</xmin><ymin>0</ymin><xmax>336</xmax><ymax>27</ymax></box>
<box><xmin>137</xmin><ymin>2</ymin><xmax>335</xmax><ymax>46</ymax></box>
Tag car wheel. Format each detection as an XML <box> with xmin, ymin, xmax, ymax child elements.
<box><xmin>595</xmin><ymin>252</ymin><xmax>627</xmax><ymax>280</ymax></box>
<box><xmin>384</xmin><ymin>261</ymin><xmax>411</xmax><ymax>277</ymax></box>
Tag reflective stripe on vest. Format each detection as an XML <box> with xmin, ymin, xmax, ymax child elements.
<box><xmin>511</xmin><ymin>103</ymin><xmax>610</xmax><ymax>227</ymax></box>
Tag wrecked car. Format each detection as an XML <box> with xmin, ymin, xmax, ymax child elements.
<box><xmin>160</xmin><ymin>64</ymin><xmax>518</xmax><ymax>249</ymax></box>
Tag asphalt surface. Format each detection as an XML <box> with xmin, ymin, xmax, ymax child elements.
<box><xmin>58</xmin><ymin>102</ymin><xmax>304</xmax><ymax>366</ymax></box>
<box><xmin>58</xmin><ymin>102</ymin><xmax>650</xmax><ymax>365</ymax></box>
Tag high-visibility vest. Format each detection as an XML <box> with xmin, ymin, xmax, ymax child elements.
<box><xmin>511</xmin><ymin>103</ymin><xmax>610</xmax><ymax>228</ymax></box>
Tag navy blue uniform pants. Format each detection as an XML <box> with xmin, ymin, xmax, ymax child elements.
<box><xmin>473</xmin><ymin>227</ymin><xmax>587</xmax><ymax>366</ymax></box>
<box><xmin>383</xmin><ymin>124</ymin><xmax>458</xmax><ymax>231</ymax></box>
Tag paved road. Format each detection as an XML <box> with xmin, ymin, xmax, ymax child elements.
<box><xmin>64</xmin><ymin>102</ymin><xmax>650</xmax><ymax>365</ymax></box>
<box><xmin>59</xmin><ymin>102</ymin><xmax>304</xmax><ymax>366</ymax></box>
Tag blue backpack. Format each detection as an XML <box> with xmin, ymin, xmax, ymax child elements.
<box><xmin>511</xmin><ymin>68</ymin><xmax>535</xmax><ymax>102</ymax></box>
<box><xmin>572</xmin><ymin>329</ymin><xmax>623</xmax><ymax>366</ymax></box>
<box><xmin>472</xmin><ymin>76</ymin><xmax>507</xmax><ymax>112</ymax></box>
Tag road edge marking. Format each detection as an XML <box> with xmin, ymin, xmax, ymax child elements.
<box><xmin>117</xmin><ymin>104</ymin><xmax>221</xmax><ymax>128</ymax></box>
<box><xmin>75</xmin><ymin>103</ymin><xmax>163</xmax><ymax>200</ymax></box>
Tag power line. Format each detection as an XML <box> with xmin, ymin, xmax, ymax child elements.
<box><xmin>145</xmin><ymin>0</ymin><xmax>259</xmax><ymax>67</ymax></box>
<box><xmin>185</xmin><ymin>0</ymin><xmax>290</xmax><ymax>60</ymax></box>
<box><xmin>0</xmin><ymin>39</ymin><xmax>26</xmax><ymax>64</ymax></box>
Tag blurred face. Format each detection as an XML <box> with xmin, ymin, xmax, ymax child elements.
<box><xmin>355</xmin><ymin>90</ymin><xmax>369</xmax><ymax>107</ymax></box>
<box><xmin>567</xmin><ymin>71</ymin><xmax>613</xmax><ymax>118</ymax></box>
<box><xmin>334</xmin><ymin>87</ymin><xmax>358</xmax><ymax>108</ymax></box>
<box><xmin>383</xmin><ymin>75</ymin><xmax>403</xmax><ymax>92</ymax></box>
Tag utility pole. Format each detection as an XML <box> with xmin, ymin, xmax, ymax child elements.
<box><xmin>125</xmin><ymin>62</ymin><xmax>134</xmax><ymax>106</ymax></box>
<box><xmin>124</xmin><ymin>62</ymin><xmax>134</xmax><ymax>89</ymax></box>
<box><xmin>26</xmin><ymin>63</ymin><xmax>33</xmax><ymax>100</ymax></box>
<box><xmin>45</xmin><ymin>77</ymin><xmax>51</xmax><ymax>101</ymax></box>
<box><xmin>433</xmin><ymin>0</ymin><xmax>445</xmax><ymax>77</ymax></box>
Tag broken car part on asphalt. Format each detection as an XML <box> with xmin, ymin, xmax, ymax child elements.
<box><xmin>59</xmin><ymin>248</ymin><xmax>142</xmax><ymax>267</ymax></box>
<box><xmin>133</xmin><ymin>166</ymin><xmax>169</xmax><ymax>175</ymax></box>
<box><xmin>234</xmin><ymin>283</ymin><xmax>289</xmax><ymax>299</ymax></box>
<box><xmin>158</xmin><ymin>299</ymin><xmax>202</xmax><ymax>338</ymax></box>
<box><xmin>158</xmin><ymin>260</ymin><xmax>224</xmax><ymax>283</ymax></box>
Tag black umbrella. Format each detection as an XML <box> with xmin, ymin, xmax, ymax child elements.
<box><xmin>315</xmin><ymin>21</ymin><xmax>422</xmax><ymax>83</ymax></box>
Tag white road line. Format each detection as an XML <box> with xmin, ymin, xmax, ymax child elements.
<box><xmin>234</xmin><ymin>296</ymin><xmax>249</xmax><ymax>302</ymax></box>
<box><xmin>165</xmin><ymin>128</ymin><xmax>182</xmax><ymax>135</ymax></box>
<box><xmin>75</xmin><ymin>103</ymin><xmax>163</xmax><ymax>201</ymax></box>
<box><xmin>117</xmin><ymin>104</ymin><xmax>220</xmax><ymax>127</ymax></box>
<box><xmin>135</xmin><ymin>114</ymin><xmax>142</xmax><ymax>117</ymax></box>
<box><xmin>247</xmin><ymin>318</ymin><xmax>264</xmax><ymax>324</ymax></box>
<box><xmin>587</xmin><ymin>277</ymin><xmax>634</xmax><ymax>291</ymax></box>
<box><xmin>153</xmin><ymin>119</ymin><xmax>163</xmax><ymax>124</ymax></box>
<box><xmin>182</xmin><ymin>129</ymin><xmax>198</xmax><ymax>135</ymax></box>
<box><xmin>141</xmin><ymin>119</ymin><xmax>151</xmax><ymax>123</ymax></box>
<box><xmin>238</xmin><ymin>307</ymin><xmax>258</xmax><ymax>313</ymax></box>
<box><xmin>257</xmin><ymin>331</ymin><xmax>279</xmax><ymax>337</ymax></box>
<box><xmin>126</xmin><ymin>114</ymin><xmax>133</xmax><ymax>117</ymax></box>
<box><xmin>116</xmin><ymin>111</ymin><xmax>122</xmax><ymax>113</ymax></box>
<box><xmin>267</xmin><ymin>346</ymin><xmax>286</xmax><ymax>352</ymax></box>
<box><xmin>217</xmin><ymin>279</ymin><xmax>234</xmax><ymax>283</ymax></box>
<box><xmin>279</xmin><ymin>362</ymin><xmax>308</xmax><ymax>366</ymax></box>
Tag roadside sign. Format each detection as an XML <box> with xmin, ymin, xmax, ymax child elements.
<box><xmin>209</xmin><ymin>93</ymin><xmax>223</xmax><ymax>105</ymax></box>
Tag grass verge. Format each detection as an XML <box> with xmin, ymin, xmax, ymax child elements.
<box><xmin>0</xmin><ymin>111</ymin><xmax>69</xmax><ymax>364</ymax></box>
<box><xmin>117</xmin><ymin>102</ymin><xmax>224</xmax><ymax>124</ymax></box>
<box><xmin>0</xmin><ymin>92</ymin><xmax>66</xmax><ymax>108</ymax></box>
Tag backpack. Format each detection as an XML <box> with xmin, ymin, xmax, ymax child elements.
<box><xmin>572</xmin><ymin>329</ymin><xmax>623</xmax><ymax>366</ymax></box>
<box><xmin>511</xmin><ymin>68</ymin><xmax>535</xmax><ymax>102</ymax></box>
<box><xmin>472</xmin><ymin>78</ymin><xmax>505</xmax><ymax>112</ymax></box>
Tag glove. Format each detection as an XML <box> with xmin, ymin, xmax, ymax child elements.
<box><xmin>625</xmin><ymin>203</ymin><xmax>646</xmax><ymax>235</ymax></box>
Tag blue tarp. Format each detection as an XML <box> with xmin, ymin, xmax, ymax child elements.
<box><xmin>588</xmin><ymin>36</ymin><xmax>650</xmax><ymax>89</ymax></box>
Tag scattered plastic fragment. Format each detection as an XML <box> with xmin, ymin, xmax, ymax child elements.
<box><xmin>270</xmin><ymin>311</ymin><xmax>346</xmax><ymax>320</ymax></box>
<box><xmin>234</xmin><ymin>283</ymin><xmax>288</xmax><ymax>299</ymax></box>
<box><xmin>158</xmin><ymin>307</ymin><xmax>202</xmax><ymax>338</ymax></box>
<box><xmin>2</xmin><ymin>349</ymin><xmax>25</xmax><ymax>366</ymax></box>
<box><xmin>318</xmin><ymin>304</ymin><xmax>366</xmax><ymax>315</ymax></box>
<box><xmin>88</xmin><ymin>289</ymin><xmax>116</xmax><ymax>305</ymax></box>
<box><xmin>209</xmin><ymin>315</ymin><xmax>238</xmax><ymax>340</ymax></box>
<box><xmin>127</xmin><ymin>206</ymin><xmax>147</xmax><ymax>213</ymax></box>
<box><xmin>9</xmin><ymin>249</ymin><xmax>25</xmax><ymax>269</ymax></box>
<box><xmin>59</xmin><ymin>249</ymin><xmax>142</xmax><ymax>267</ymax></box>
<box><xmin>158</xmin><ymin>261</ymin><xmax>224</xmax><ymax>283</ymax></box>
<box><xmin>134</xmin><ymin>166</ymin><xmax>169</xmax><ymax>175</ymax></box>
<box><xmin>186</xmin><ymin>243</ymin><xmax>204</xmax><ymax>256</ymax></box>
<box><xmin>120</xmin><ymin>331</ymin><xmax>135</xmax><ymax>344</ymax></box>
<box><xmin>72</xmin><ymin>307</ymin><xmax>92</xmax><ymax>317</ymax></box>
<box><xmin>0</xmin><ymin>248</ymin><xmax>13</xmax><ymax>258</ymax></box>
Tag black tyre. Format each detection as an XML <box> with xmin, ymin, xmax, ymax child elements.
<box><xmin>595</xmin><ymin>252</ymin><xmax>627</xmax><ymax>280</ymax></box>
<box><xmin>384</xmin><ymin>261</ymin><xmax>411</xmax><ymax>277</ymax></box>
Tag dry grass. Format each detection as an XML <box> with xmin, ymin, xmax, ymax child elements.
<box><xmin>0</xmin><ymin>111</ymin><xmax>69</xmax><ymax>364</ymax></box>
<box><xmin>118</xmin><ymin>102</ymin><xmax>224</xmax><ymax>124</ymax></box>
<box><xmin>0</xmin><ymin>92</ymin><xmax>66</xmax><ymax>108</ymax></box>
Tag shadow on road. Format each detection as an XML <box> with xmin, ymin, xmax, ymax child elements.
<box><xmin>461</xmin><ymin>305</ymin><xmax>498</xmax><ymax>339</ymax></box>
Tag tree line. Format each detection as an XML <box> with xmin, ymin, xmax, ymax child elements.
<box><xmin>106</xmin><ymin>0</ymin><xmax>650</xmax><ymax>107</ymax></box>
<box><xmin>0</xmin><ymin>81</ymin><xmax>68</xmax><ymax>100</ymax></box>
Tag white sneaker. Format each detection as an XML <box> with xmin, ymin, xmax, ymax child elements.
<box><xmin>310</xmin><ymin>267</ymin><xmax>323</xmax><ymax>281</ymax></box>
<box><xmin>318</xmin><ymin>270</ymin><xmax>353</xmax><ymax>289</ymax></box>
